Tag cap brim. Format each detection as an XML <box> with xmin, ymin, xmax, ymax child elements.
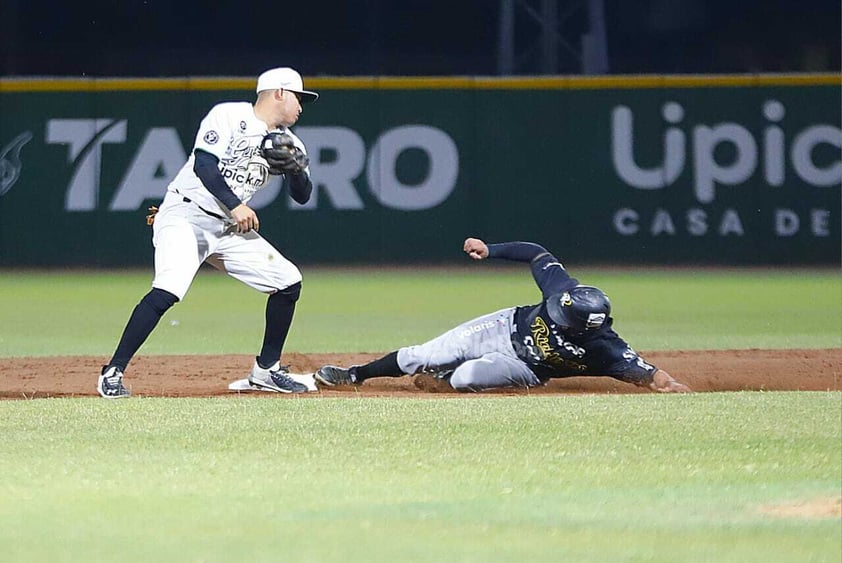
<box><xmin>289</xmin><ymin>89</ymin><xmax>319</xmax><ymax>103</ymax></box>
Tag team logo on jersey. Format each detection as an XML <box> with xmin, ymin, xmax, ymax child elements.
<box><xmin>529</xmin><ymin>316</ymin><xmax>586</xmax><ymax>369</ymax></box>
<box><xmin>239</xmin><ymin>121</ymin><xmax>247</xmax><ymax>131</ymax></box>
<box><xmin>529</xmin><ymin>317</ymin><xmax>588</xmax><ymax>373</ymax></box>
<box><xmin>203</xmin><ymin>130</ymin><xmax>219</xmax><ymax>144</ymax></box>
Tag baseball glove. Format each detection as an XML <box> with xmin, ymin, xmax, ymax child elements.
<box><xmin>259</xmin><ymin>131</ymin><xmax>309</xmax><ymax>175</ymax></box>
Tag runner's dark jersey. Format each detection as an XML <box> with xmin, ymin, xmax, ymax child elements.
<box><xmin>486</xmin><ymin>242</ymin><xmax>658</xmax><ymax>384</ymax></box>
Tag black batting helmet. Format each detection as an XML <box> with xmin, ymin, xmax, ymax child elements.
<box><xmin>546</xmin><ymin>286</ymin><xmax>611</xmax><ymax>334</ymax></box>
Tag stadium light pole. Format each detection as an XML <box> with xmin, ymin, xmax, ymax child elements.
<box><xmin>497</xmin><ymin>0</ymin><xmax>609</xmax><ymax>75</ymax></box>
<box><xmin>582</xmin><ymin>0</ymin><xmax>609</xmax><ymax>74</ymax></box>
<box><xmin>498</xmin><ymin>0</ymin><xmax>515</xmax><ymax>75</ymax></box>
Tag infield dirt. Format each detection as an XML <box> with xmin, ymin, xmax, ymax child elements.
<box><xmin>0</xmin><ymin>349</ymin><xmax>839</xmax><ymax>399</ymax></box>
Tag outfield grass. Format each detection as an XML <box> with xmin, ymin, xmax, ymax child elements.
<box><xmin>0</xmin><ymin>268</ymin><xmax>839</xmax><ymax>561</ymax></box>
<box><xmin>0</xmin><ymin>267</ymin><xmax>839</xmax><ymax>356</ymax></box>
<box><xmin>0</xmin><ymin>392</ymin><xmax>839</xmax><ymax>562</ymax></box>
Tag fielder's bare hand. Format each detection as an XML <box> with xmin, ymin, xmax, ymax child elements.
<box><xmin>231</xmin><ymin>204</ymin><xmax>259</xmax><ymax>233</ymax></box>
<box><xmin>464</xmin><ymin>237</ymin><xmax>489</xmax><ymax>260</ymax></box>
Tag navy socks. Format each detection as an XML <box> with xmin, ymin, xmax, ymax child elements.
<box><xmin>109</xmin><ymin>288</ymin><xmax>178</xmax><ymax>370</ymax></box>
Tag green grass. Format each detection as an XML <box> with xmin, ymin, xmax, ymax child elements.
<box><xmin>0</xmin><ymin>267</ymin><xmax>839</xmax><ymax>356</ymax></box>
<box><xmin>0</xmin><ymin>267</ymin><xmax>839</xmax><ymax>561</ymax></box>
<box><xmin>0</xmin><ymin>393</ymin><xmax>839</xmax><ymax>562</ymax></box>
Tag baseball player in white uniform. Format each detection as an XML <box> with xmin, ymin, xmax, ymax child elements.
<box><xmin>98</xmin><ymin>67</ymin><xmax>318</xmax><ymax>398</ymax></box>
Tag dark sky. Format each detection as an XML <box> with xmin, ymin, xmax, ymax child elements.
<box><xmin>1</xmin><ymin>0</ymin><xmax>839</xmax><ymax>77</ymax></box>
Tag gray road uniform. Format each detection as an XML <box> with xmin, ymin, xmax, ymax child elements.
<box><xmin>397</xmin><ymin>242</ymin><xmax>658</xmax><ymax>391</ymax></box>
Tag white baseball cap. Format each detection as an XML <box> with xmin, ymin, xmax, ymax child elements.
<box><xmin>256</xmin><ymin>67</ymin><xmax>319</xmax><ymax>103</ymax></box>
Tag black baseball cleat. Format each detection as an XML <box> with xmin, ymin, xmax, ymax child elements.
<box><xmin>314</xmin><ymin>365</ymin><xmax>358</xmax><ymax>387</ymax></box>
<box><xmin>248</xmin><ymin>359</ymin><xmax>309</xmax><ymax>394</ymax></box>
<box><xmin>98</xmin><ymin>365</ymin><xmax>132</xmax><ymax>399</ymax></box>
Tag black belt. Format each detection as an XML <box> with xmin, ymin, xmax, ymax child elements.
<box><xmin>181</xmin><ymin>196</ymin><xmax>225</xmax><ymax>220</ymax></box>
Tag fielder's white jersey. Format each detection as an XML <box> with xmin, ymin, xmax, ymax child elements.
<box><xmin>167</xmin><ymin>101</ymin><xmax>308</xmax><ymax>216</ymax></box>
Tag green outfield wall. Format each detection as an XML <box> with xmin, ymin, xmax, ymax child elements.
<box><xmin>0</xmin><ymin>75</ymin><xmax>839</xmax><ymax>266</ymax></box>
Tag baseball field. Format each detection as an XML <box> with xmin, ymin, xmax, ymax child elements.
<box><xmin>0</xmin><ymin>266</ymin><xmax>840</xmax><ymax>561</ymax></box>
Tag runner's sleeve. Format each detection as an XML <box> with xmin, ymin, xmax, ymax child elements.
<box><xmin>487</xmin><ymin>241</ymin><xmax>547</xmax><ymax>262</ymax></box>
<box><xmin>530</xmin><ymin>251</ymin><xmax>577</xmax><ymax>298</ymax></box>
<box><xmin>487</xmin><ymin>241</ymin><xmax>577</xmax><ymax>297</ymax></box>
<box><xmin>602</xmin><ymin>346</ymin><xmax>659</xmax><ymax>386</ymax></box>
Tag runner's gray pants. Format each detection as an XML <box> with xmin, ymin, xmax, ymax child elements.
<box><xmin>397</xmin><ymin>308</ymin><xmax>541</xmax><ymax>391</ymax></box>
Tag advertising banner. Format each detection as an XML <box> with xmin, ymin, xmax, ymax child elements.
<box><xmin>0</xmin><ymin>75</ymin><xmax>838</xmax><ymax>265</ymax></box>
